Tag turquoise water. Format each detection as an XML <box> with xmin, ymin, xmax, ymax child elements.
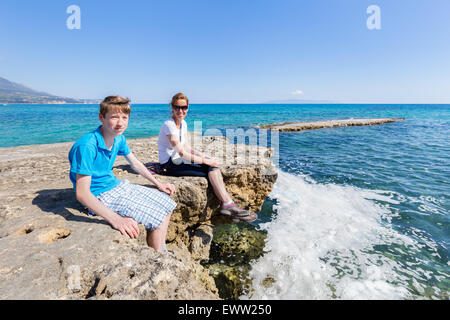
<box><xmin>1</xmin><ymin>103</ymin><xmax>435</xmax><ymax>147</ymax></box>
<box><xmin>1</xmin><ymin>103</ymin><xmax>449</xmax><ymax>299</ymax></box>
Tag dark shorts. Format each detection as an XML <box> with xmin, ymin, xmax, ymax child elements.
<box><xmin>161</xmin><ymin>158</ymin><xmax>219</xmax><ymax>178</ymax></box>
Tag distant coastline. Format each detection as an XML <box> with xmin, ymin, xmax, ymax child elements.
<box><xmin>0</xmin><ymin>76</ymin><xmax>98</xmax><ymax>104</ymax></box>
<box><xmin>1</xmin><ymin>101</ymin><xmax>100</xmax><ymax>105</ymax></box>
<box><xmin>1</xmin><ymin>75</ymin><xmax>448</xmax><ymax>105</ymax></box>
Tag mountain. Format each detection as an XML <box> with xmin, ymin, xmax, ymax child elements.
<box><xmin>0</xmin><ymin>77</ymin><xmax>98</xmax><ymax>104</ymax></box>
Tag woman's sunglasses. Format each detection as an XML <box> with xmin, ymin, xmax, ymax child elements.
<box><xmin>173</xmin><ymin>105</ymin><xmax>188</xmax><ymax>111</ymax></box>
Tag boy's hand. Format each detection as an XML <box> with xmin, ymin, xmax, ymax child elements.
<box><xmin>158</xmin><ymin>183</ymin><xmax>176</xmax><ymax>195</ymax></box>
<box><xmin>111</xmin><ymin>216</ymin><xmax>140</xmax><ymax>239</ymax></box>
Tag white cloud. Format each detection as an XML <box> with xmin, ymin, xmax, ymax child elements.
<box><xmin>291</xmin><ymin>89</ymin><xmax>304</xmax><ymax>95</ymax></box>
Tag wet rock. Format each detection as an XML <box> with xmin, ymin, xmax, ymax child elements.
<box><xmin>207</xmin><ymin>264</ymin><xmax>252</xmax><ymax>300</ymax></box>
<box><xmin>204</xmin><ymin>223</ymin><xmax>267</xmax><ymax>299</ymax></box>
<box><xmin>209</xmin><ymin>224</ymin><xmax>267</xmax><ymax>266</ymax></box>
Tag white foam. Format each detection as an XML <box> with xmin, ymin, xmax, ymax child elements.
<box><xmin>242</xmin><ymin>170</ymin><xmax>418</xmax><ymax>300</ymax></box>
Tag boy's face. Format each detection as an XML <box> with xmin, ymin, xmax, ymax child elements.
<box><xmin>99</xmin><ymin>111</ymin><xmax>129</xmax><ymax>136</ymax></box>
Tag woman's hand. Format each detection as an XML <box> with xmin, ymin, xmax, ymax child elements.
<box><xmin>158</xmin><ymin>183</ymin><xmax>176</xmax><ymax>195</ymax></box>
<box><xmin>204</xmin><ymin>157</ymin><xmax>220</xmax><ymax>168</ymax></box>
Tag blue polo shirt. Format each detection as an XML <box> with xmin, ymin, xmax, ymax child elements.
<box><xmin>68</xmin><ymin>126</ymin><xmax>131</xmax><ymax>196</ymax></box>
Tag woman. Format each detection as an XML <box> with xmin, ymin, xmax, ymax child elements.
<box><xmin>157</xmin><ymin>92</ymin><xmax>257</xmax><ymax>223</ymax></box>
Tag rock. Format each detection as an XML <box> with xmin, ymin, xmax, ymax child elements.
<box><xmin>204</xmin><ymin>223</ymin><xmax>267</xmax><ymax>299</ymax></box>
<box><xmin>209</xmin><ymin>224</ymin><xmax>267</xmax><ymax>267</ymax></box>
<box><xmin>0</xmin><ymin>134</ymin><xmax>277</xmax><ymax>299</ymax></box>
<box><xmin>207</xmin><ymin>264</ymin><xmax>252</xmax><ymax>300</ymax></box>
<box><xmin>258</xmin><ymin>118</ymin><xmax>405</xmax><ymax>132</ymax></box>
<box><xmin>189</xmin><ymin>224</ymin><xmax>215</xmax><ymax>262</ymax></box>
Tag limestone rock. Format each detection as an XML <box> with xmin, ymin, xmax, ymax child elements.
<box><xmin>259</xmin><ymin>118</ymin><xmax>405</xmax><ymax>132</ymax></box>
<box><xmin>207</xmin><ymin>264</ymin><xmax>252</xmax><ymax>300</ymax></box>
<box><xmin>0</xmin><ymin>135</ymin><xmax>276</xmax><ymax>299</ymax></box>
<box><xmin>204</xmin><ymin>223</ymin><xmax>267</xmax><ymax>299</ymax></box>
<box><xmin>209</xmin><ymin>223</ymin><xmax>267</xmax><ymax>267</ymax></box>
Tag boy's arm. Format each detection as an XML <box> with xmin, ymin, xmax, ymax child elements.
<box><xmin>123</xmin><ymin>152</ymin><xmax>176</xmax><ymax>195</ymax></box>
<box><xmin>75</xmin><ymin>174</ymin><xmax>139</xmax><ymax>238</ymax></box>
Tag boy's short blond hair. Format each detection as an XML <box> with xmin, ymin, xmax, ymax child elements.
<box><xmin>100</xmin><ymin>95</ymin><xmax>131</xmax><ymax>117</ymax></box>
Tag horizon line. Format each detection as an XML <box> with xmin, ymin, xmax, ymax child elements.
<box><xmin>2</xmin><ymin>102</ymin><xmax>450</xmax><ymax>105</ymax></box>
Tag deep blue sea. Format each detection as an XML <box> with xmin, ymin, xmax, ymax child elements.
<box><xmin>1</xmin><ymin>103</ymin><xmax>449</xmax><ymax>299</ymax></box>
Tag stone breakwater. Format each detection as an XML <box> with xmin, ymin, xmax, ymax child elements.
<box><xmin>258</xmin><ymin>118</ymin><xmax>405</xmax><ymax>132</ymax></box>
<box><xmin>0</xmin><ymin>135</ymin><xmax>277</xmax><ymax>299</ymax></box>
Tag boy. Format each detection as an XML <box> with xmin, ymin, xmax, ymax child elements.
<box><xmin>68</xmin><ymin>95</ymin><xmax>176</xmax><ymax>252</ymax></box>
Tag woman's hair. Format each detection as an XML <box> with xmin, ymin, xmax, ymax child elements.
<box><xmin>100</xmin><ymin>95</ymin><xmax>131</xmax><ymax>117</ymax></box>
<box><xmin>170</xmin><ymin>92</ymin><xmax>189</xmax><ymax>107</ymax></box>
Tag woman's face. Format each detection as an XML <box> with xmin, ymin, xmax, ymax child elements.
<box><xmin>172</xmin><ymin>99</ymin><xmax>189</xmax><ymax>121</ymax></box>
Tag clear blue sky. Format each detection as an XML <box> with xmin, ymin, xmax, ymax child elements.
<box><xmin>1</xmin><ymin>0</ymin><xmax>449</xmax><ymax>103</ymax></box>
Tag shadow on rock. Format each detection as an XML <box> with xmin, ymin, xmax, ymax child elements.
<box><xmin>32</xmin><ymin>188</ymin><xmax>109</xmax><ymax>226</ymax></box>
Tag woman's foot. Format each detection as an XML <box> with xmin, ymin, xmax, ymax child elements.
<box><xmin>220</xmin><ymin>202</ymin><xmax>258</xmax><ymax>223</ymax></box>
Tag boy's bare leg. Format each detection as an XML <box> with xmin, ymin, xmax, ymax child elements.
<box><xmin>146</xmin><ymin>228</ymin><xmax>162</xmax><ymax>251</ymax></box>
<box><xmin>208</xmin><ymin>169</ymin><xmax>232</xmax><ymax>204</ymax></box>
<box><xmin>160</xmin><ymin>212</ymin><xmax>172</xmax><ymax>248</ymax></box>
<box><xmin>146</xmin><ymin>212</ymin><xmax>172</xmax><ymax>251</ymax></box>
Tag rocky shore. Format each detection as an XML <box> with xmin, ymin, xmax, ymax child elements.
<box><xmin>0</xmin><ymin>135</ymin><xmax>277</xmax><ymax>299</ymax></box>
<box><xmin>258</xmin><ymin>118</ymin><xmax>405</xmax><ymax>132</ymax></box>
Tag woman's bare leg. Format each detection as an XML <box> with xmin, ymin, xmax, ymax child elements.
<box><xmin>208</xmin><ymin>169</ymin><xmax>232</xmax><ymax>204</ymax></box>
<box><xmin>209</xmin><ymin>169</ymin><xmax>257</xmax><ymax>222</ymax></box>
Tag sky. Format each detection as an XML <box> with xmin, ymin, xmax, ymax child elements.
<box><xmin>1</xmin><ymin>0</ymin><xmax>450</xmax><ymax>103</ymax></box>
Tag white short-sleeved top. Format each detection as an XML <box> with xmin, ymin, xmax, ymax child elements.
<box><xmin>158</xmin><ymin>118</ymin><xmax>188</xmax><ymax>164</ymax></box>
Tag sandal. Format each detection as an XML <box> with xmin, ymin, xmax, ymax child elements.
<box><xmin>220</xmin><ymin>203</ymin><xmax>258</xmax><ymax>223</ymax></box>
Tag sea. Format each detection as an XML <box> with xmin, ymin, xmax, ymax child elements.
<box><xmin>1</xmin><ymin>103</ymin><xmax>449</xmax><ymax>300</ymax></box>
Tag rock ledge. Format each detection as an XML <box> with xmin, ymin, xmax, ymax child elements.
<box><xmin>0</xmin><ymin>135</ymin><xmax>276</xmax><ymax>299</ymax></box>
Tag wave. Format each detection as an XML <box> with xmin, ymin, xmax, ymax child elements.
<box><xmin>241</xmin><ymin>170</ymin><xmax>429</xmax><ymax>300</ymax></box>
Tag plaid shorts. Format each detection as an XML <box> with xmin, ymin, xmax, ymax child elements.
<box><xmin>88</xmin><ymin>180</ymin><xmax>177</xmax><ymax>230</ymax></box>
